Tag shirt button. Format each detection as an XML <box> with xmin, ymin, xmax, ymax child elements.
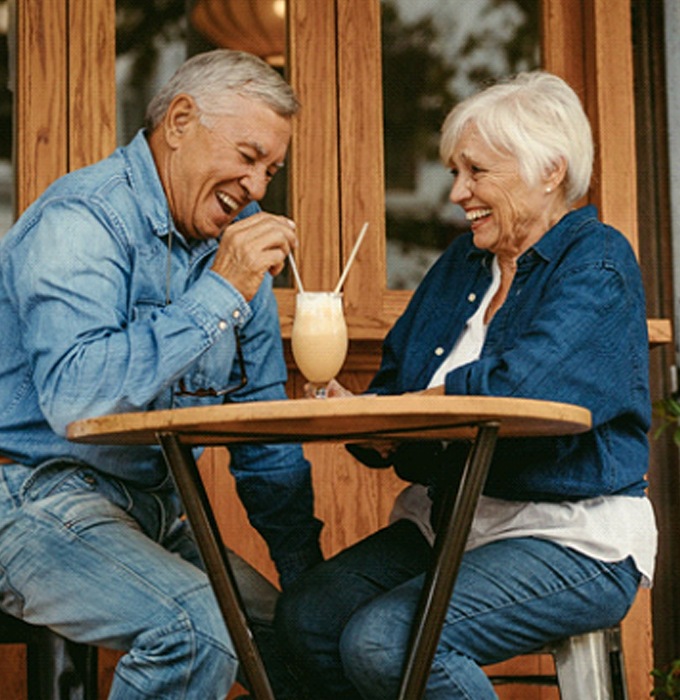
<box><xmin>218</xmin><ymin>320</ymin><xmax>228</xmax><ymax>331</ymax></box>
<box><xmin>467</xmin><ymin>293</ymin><xmax>476</xmax><ymax>302</ymax></box>
<box><xmin>435</xmin><ymin>346</ymin><xmax>445</xmax><ymax>356</ymax></box>
<box><xmin>232</xmin><ymin>310</ymin><xmax>241</xmax><ymax>320</ymax></box>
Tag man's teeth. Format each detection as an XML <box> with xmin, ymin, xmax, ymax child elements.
<box><xmin>466</xmin><ymin>209</ymin><xmax>492</xmax><ymax>222</ymax></box>
<box><xmin>217</xmin><ymin>192</ymin><xmax>238</xmax><ymax>211</ymax></box>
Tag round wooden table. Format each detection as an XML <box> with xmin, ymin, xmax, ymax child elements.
<box><xmin>68</xmin><ymin>395</ymin><xmax>591</xmax><ymax>700</ymax></box>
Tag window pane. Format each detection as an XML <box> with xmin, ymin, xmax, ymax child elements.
<box><xmin>382</xmin><ymin>0</ymin><xmax>540</xmax><ymax>289</ymax></box>
<box><xmin>115</xmin><ymin>0</ymin><xmax>291</xmax><ymax>285</ymax></box>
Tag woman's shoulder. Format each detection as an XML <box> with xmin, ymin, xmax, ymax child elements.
<box><xmin>554</xmin><ymin>206</ymin><xmax>639</xmax><ymax>267</ymax></box>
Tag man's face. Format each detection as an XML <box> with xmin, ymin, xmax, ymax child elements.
<box><xmin>163</xmin><ymin>94</ymin><xmax>292</xmax><ymax>241</ymax></box>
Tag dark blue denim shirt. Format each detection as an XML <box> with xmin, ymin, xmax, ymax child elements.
<box><xmin>368</xmin><ymin>206</ymin><xmax>650</xmax><ymax>501</ymax></box>
<box><xmin>0</xmin><ymin>130</ymin><xmax>322</xmax><ymax>584</ymax></box>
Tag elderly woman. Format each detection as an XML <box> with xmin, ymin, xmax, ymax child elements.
<box><xmin>275</xmin><ymin>71</ymin><xmax>657</xmax><ymax>699</ymax></box>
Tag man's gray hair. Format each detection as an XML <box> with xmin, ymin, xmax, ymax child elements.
<box><xmin>439</xmin><ymin>71</ymin><xmax>593</xmax><ymax>205</ymax></box>
<box><xmin>145</xmin><ymin>49</ymin><xmax>300</xmax><ymax>130</ymax></box>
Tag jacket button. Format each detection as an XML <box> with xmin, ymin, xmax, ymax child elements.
<box><xmin>435</xmin><ymin>346</ymin><xmax>445</xmax><ymax>356</ymax></box>
<box><xmin>218</xmin><ymin>320</ymin><xmax>228</xmax><ymax>331</ymax></box>
<box><xmin>467</xmin><ymin>293</ymin><xmax>476</xmax><ymax>302</ymax></box>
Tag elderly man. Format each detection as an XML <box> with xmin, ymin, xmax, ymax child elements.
<box><xmin>0</xmin><ymin>49</ymin><xmax>321</xmax><ymax>699</ymax></box>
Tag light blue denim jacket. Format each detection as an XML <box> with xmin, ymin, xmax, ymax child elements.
<box><xmin>364</xmin><ymin>206</ymin><xmax>651</xmax><ymax>502</ymax></box>
<box><xmin>0</xmin><ymin>130</ymin><xmax>322</xmax><ymax>584</ymax></box>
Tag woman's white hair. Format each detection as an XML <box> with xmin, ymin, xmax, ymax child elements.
<box><xmin>439</xmin><ymin>71</ymin><xmax>593</xmax><ymax>205</ymax></box>
<box><xmin>145</xmin><ymin>49</ymin><xmax>299</xmax><ymax>130</ymax></box>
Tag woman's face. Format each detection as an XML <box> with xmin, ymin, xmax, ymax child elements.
<box><xmin>447</xmin><ymin>123</ymin><xmax>564</xmax><ymax>259</ymax></box>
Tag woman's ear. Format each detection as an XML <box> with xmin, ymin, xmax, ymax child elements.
<box><xmin>545</xmin><ymin>156</ymin><xmax>568</xmax><ymax>191</ymax></box>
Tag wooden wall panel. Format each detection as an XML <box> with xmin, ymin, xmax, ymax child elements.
<box><xmin>0</xmin><ymin>645</ymin><xmax>26</xmax><ymax>699</ymax></box>
<box><xmin>13</xmin><ymin>0</ymin><xmax>116</xmax><ymax>211</ymax></box>
<box><xmin>583</xmin><ymin>0</ymin><xmax>639</xmax><ymax>251</ymax></box>
<box><xmin>336</xmin><ymin>0</ymin><xmax>389</xmax><ymax>337</ymax></box>
<box><xmin>541</xmin><ymin>0</ymin><xmax>586</xmax><ymax>89</ymax></box>
<box><xmin>280</xmin><ymin>0</ymin><xmax>340</xmax><ymax>321</ymax></box>
<box><xmin>68</xmin><ymin>0</ymin><xmax>117</xmax><ymax>169</ymax></box>
<box><xmin>13</xmin><ymin>0</ymin><xmax>68</xmax><ymax>214</ymax></box>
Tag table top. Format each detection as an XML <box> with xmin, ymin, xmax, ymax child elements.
<box><xmin>67</xmin><ymin>395</ymin><xmax>591</xmax><ymax>446</ymax></box>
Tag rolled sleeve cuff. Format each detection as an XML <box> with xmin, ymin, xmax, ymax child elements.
<box><xmin>177</xmin><ymin>270</ymin><xmax>252</xmax><ymax>337</ymax></box>
<box><xmin>445</xmin><ymin>367</ymin><xmax>470</xmax><ymax>395</ymax></box>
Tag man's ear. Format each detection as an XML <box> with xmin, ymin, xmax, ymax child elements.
<box><xmin>164</xmin><ymin>94</ymin><xmax>198</xmax><ymax>147</ymax></box>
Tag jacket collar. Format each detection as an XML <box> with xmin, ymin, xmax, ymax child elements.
<box><xmin>123</xmin><ymin>129</ymin><xmax>178</xmax><ymax>242</ymax></box>
<box><xmin>465</xmin><ymin>205</ymin><xmax>599</xmax><ymax>267</ymax></box>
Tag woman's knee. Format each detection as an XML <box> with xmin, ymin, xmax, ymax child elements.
<box><xmin>339</xmin><ymin>596</ymin><xmax>411</xmax><ymax>694</ymax></box>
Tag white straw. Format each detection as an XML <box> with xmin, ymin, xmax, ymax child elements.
<box><xmin>288</xmin><ymin>251</ymin><xmax>304</xmax><ymax>292</ymax></box>
<box><xmin>333</xmin><ymin>222</ymin><xmax>369</xmax><ymax>294</ymax></box>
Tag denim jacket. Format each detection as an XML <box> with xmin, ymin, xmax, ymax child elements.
<box><xmin>367</xmin><ymin>206</ymin><xmax>651</xmax><ymax>502</ymax></box>
<box><xmin>0</xmin><ymin>130</ymin><xmax>322</xmax><ymax>584</ymax></box>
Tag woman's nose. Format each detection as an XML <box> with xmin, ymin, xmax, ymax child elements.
<box><xmin>449</xmin><ymin>175</ymin><xmax>471</xmax><ymax>204</ymax></box>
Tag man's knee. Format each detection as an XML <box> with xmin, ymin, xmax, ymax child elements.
<box><xmin>114</xmin><ymin>592</ymin><xmax>237</xmax><ymax>699</ymax></box>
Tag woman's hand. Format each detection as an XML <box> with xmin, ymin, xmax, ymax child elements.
<box><xmin>303</xmin><ymin>378</ymin><xmax>354</xmax><ymax>398</ymax></box>
<box><xmin>305</xmin><ymin>380</ymin><xmax>398</xmax><ymax>462</ymax></box>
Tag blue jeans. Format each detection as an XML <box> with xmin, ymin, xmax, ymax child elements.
<box><xmin>276</xmin><ymin>519</ymin><xmax>641</xmax><ymax>699</ymax></box>
<box><xmin>0</xmin><ymin>461</ymin><xmax>297</xmax><ymax>699</ymax></box>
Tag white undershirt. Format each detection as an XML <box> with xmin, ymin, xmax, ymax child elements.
<box><xmin>390</xmin><ymin>257</ymin><xmax>657</xmax><ymax>586</ymax></box>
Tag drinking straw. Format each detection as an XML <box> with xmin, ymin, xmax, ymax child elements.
<box><xmin>288</xmin><ymin>251</ymin><xmax>305</xmax><ymax>292</ymax></box>
<box><xmin>333</xmin><ymin>222</ymin><xmax>369</xmax><ymax>294</ymax></box>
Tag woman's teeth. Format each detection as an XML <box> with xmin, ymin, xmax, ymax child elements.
<box><xmin>466</xmin><ymin>208</ymin><xmax>492</xmax><ymax>222</ymax></box>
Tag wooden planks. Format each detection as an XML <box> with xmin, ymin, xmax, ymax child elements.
<box><xmin>13</xmin><ymin>0</ymin><xmax>68</xmax><ymax>214</ymax></box>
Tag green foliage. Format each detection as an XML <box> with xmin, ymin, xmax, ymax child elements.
<box><xmin>652</xmin><ymin>396</ymin><xmax>680</xmax><ymax>447</ymax></box>
<box><xmin>651</xmin><ymin>659</ymin><xmax>680</xmax><ymax>698</ymax></box>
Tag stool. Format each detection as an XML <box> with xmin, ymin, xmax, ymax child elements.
<box><xmin>0</xmin><ymin>610</ymin><xmax>98</xmax><ymax>700</ymax></box>
<box><xmin>489</xmin><ymin>626</ymin><xmax>628</xmax><ymax>700</ymax></box>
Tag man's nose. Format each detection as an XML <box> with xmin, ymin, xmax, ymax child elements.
<box><xmin>241</xmin><ymin>167</ymin><xmax>269</xmax><ymax>201</ymax></box>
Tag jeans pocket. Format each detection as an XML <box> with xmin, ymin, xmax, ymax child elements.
<box><xmin>18</xmin><ymin>459</ymin><xmax>138</xmax><ymax>535</ymax></box>
<box><xmin>19</xmin><ymin>458</ymin><xmax>99</xmax><ymax>504</ymax></box>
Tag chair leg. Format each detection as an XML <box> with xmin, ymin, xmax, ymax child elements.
<box><xmin>605</xmin><ymin>626</ymin><xmax>629</xmax><ymax>700</ymax></box>
<box><xmin>22</xmin><ymin>625</ymin><xmax>98</xmax><ymax>700</ymax></box>
<box><xmin>486</xmin><ymin>625</ymin><xmax>628</xmax><ymax>699</ymax></box>
<box><xmin>553</xmin><ymin>630</ymin><xmax>613</xmax><ymax>700</ymax></box>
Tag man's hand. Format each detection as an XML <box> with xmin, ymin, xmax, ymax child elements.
<box><xmin>212</xmin><ymin>212</ymin><xmax>297</xmax><ymax>300</ymax></box>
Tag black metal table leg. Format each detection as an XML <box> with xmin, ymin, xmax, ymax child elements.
<box><xmin>397</xmin><ymin>422</ymin><xmax>499</xmax><ymax>700</ymax></box>
<box><xmin>157</xmin><ymin>432</ymin><xmax>275</xmax><ymax>700</ymax></box>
